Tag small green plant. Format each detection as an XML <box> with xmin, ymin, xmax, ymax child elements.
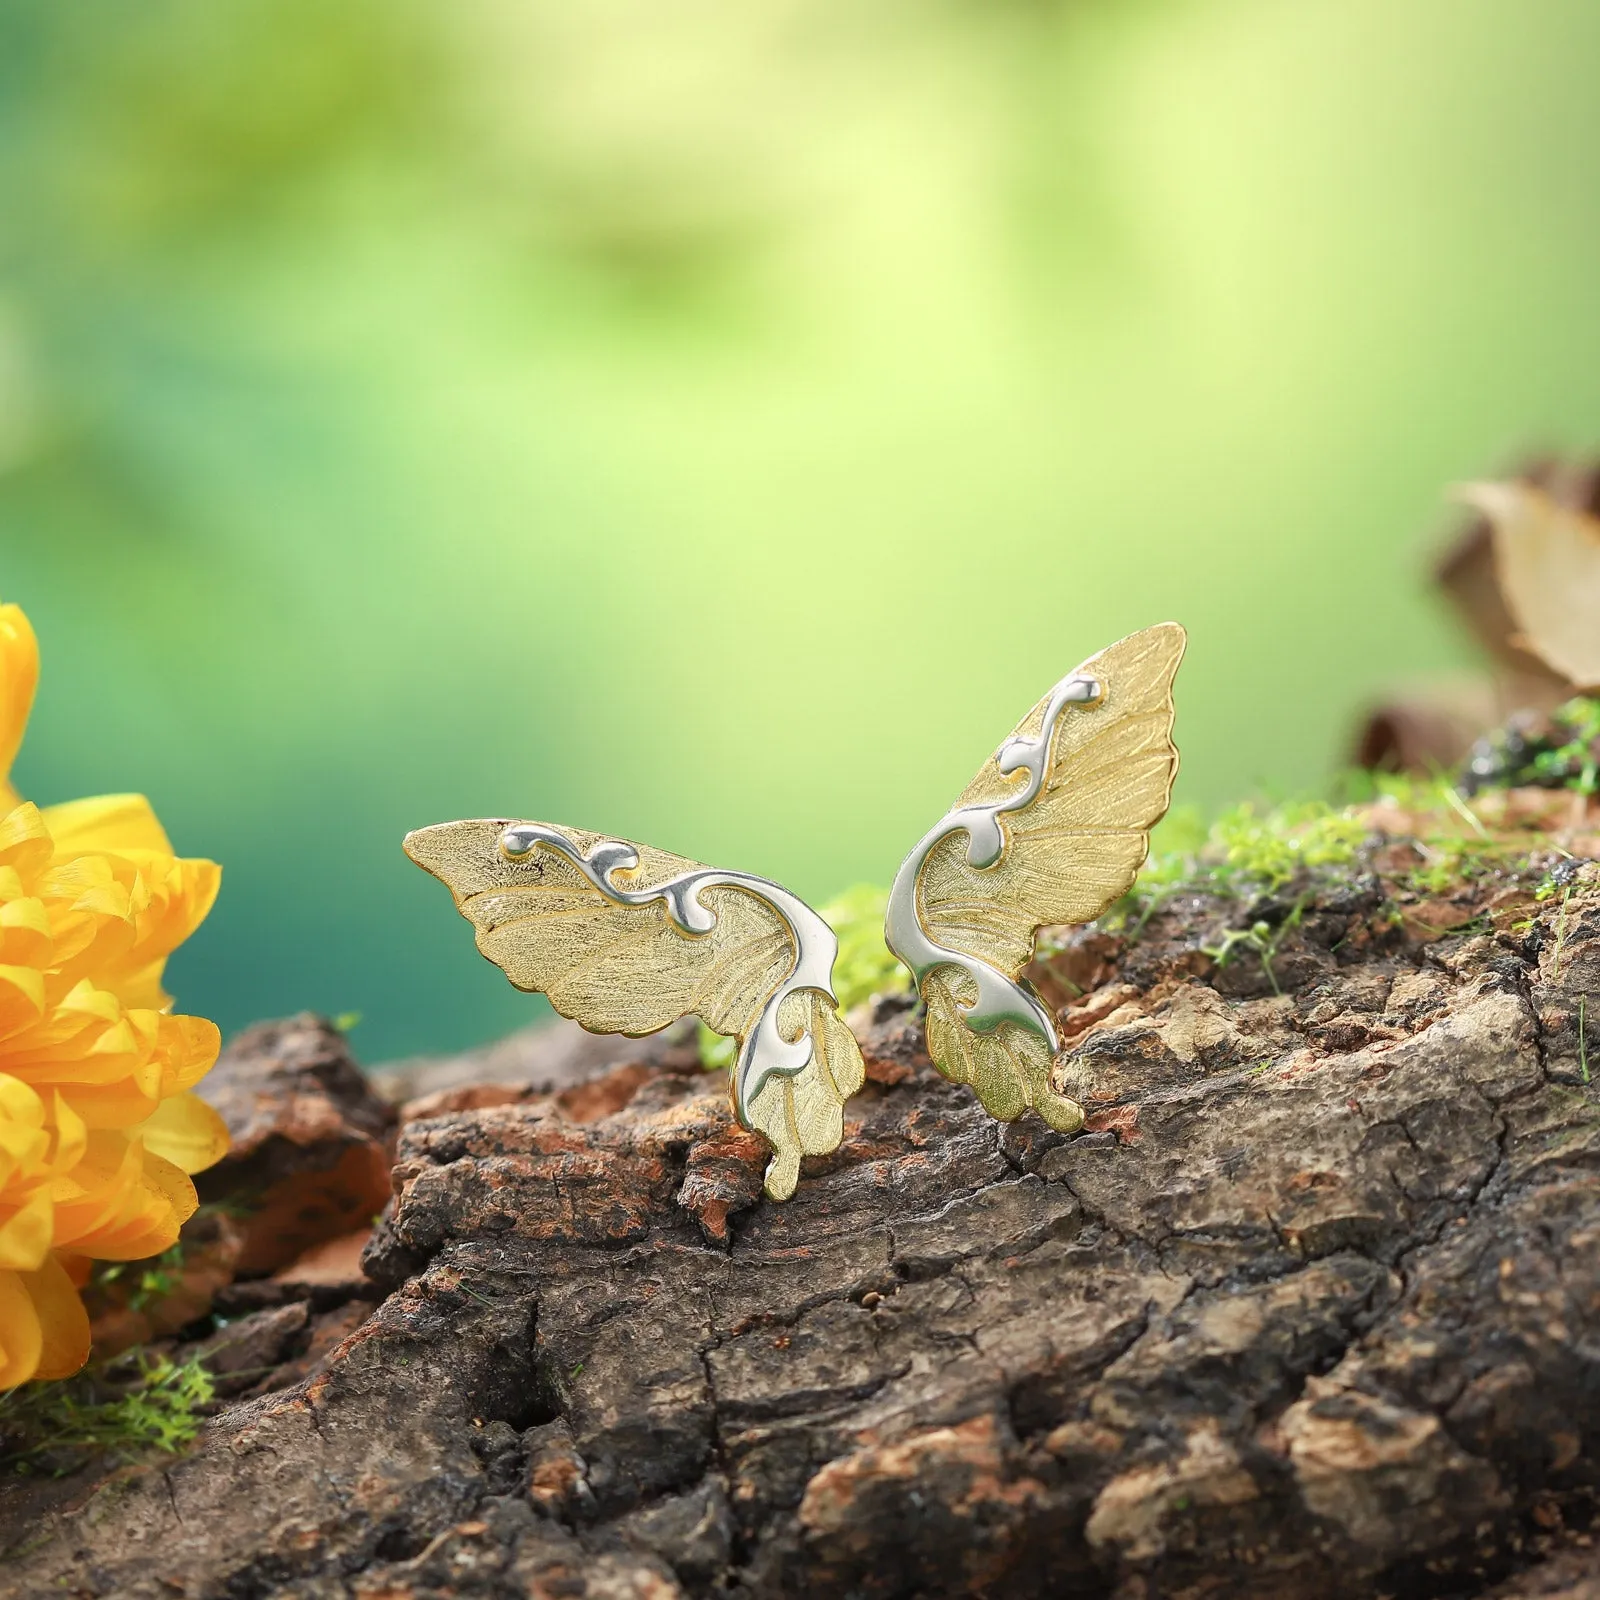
<box><xmin>699</xmin><ymin>883</ymin><xmax>909</xmax><ymax>1069</ymax></box>
<box><xmin>0</xmin><ymin>1353</ymin><xmax>216</xmax><ymax>1477</ymax></box>
<box><xmin>1198</xmin><ymin>895</ymin><xmax>1309</xmax><ymax>996</ymax></box>
<box><xmin>1406</xmin><ymin>834</ymin><xmax>1488</xmax><ymax>895</ymax></box>
<box><xmin>94</xmin><ymin>1243</ymin><xmax>186</xmax><ymax>1313</ymax></box>
<box><xmin>1579</xmin><ymin>995</ymin><xmax>1590</xmax><ymax>1087</ymax></box>
<box><xmin>1552</xmin><ymin>885</ymin><xmax>1575</xmax><ymax>981</ymax></box>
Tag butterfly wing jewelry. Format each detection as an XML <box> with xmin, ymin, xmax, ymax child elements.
<box><xmin>884</xmin><ymin>623</ymin><xmax>1186</xmax><ymax>1132</ymax></box>
<box><xmin>404</xmin><ymin>819</ymin><xmax>865</xmax><ymax>1200</ymax></box>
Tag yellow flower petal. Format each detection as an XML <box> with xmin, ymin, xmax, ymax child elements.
<box><xmin>0</xmin><ymin>1267</ymin><xmax>43</xmax><ymax>1388</ymax></box>
<box><xmin>0</xmin><ymin>604</ymin><xmax>39</xmax><ymax>797</ymax></box>
<box><xmin>49</xmin><ymin>1089</ymin><xmax>86</xmax><ymax>1171</ymax></box>
<box><xmin>156</xmin><ymin>1014</ymin><xmax>222</xmax><ymax>1097</ymax></box>
<box><xmin>54</xmin><ymin>1251</ymin><xmax>91</xmax><ymax>1288</ymax></box>
<box><xmin>40</xmin><ymin>794</ymin><xmax>174</xmax><ymax>857</ymax></box>
<box><xmin>0</xmin><ymin>1076</ymin><xmax>49</xmax><ymax>1193</ymax></box>
<box><xmin>0</xmin><ymin>804</ymin><xmax>53</xmax><ymax>883</ymax></box>
<box><xmin>133</xmin><ymin>1091</ymin><xmax>230</xmax><ymax>1176</ymax></box>
<box><xmin>111</xmin><ymin>856</ymin><xmax>221</xmax><ymax>992</ymax></box>
<box><xmin>22</xmin><ymin>1254</ymin><xmax>91</xmax><ymax>1381</ymax></box>
<box><xmin>0</xmin><ymin>963</ymin><xmax>45</xmax><ymax>1040</ymax></box>
<box><xmin>39</xmin><ymin>855</ymin><xmax>133</xmax><ymax>921</ymax></box>
<box><xmin>0</xmin><ymin>1071</ymin><xmax>44</xmax><ymax>1144</ymax></box>
<box><xmin>76</xmin><ymin>1149</ymin><xmax>196</xmax><ymax>1262</ymax></box>
<box><xmin>0</xmin><ymin>1185</ymin><xmax>52</xmax><ymax>1271</ymax></box>
<box><xmin>140</xmin><ymin>1148</ymin><xmax>199</xmax><ymax>1228</ymax></box>
<box><xmin>0</xmin><ymin>603</ymin><xmax>225</xmax><ymax>1372</ymax></box>
<box><xmin>49</xmin><ymin>1130</ymin><xmax>145</xmax><ymax>1247</ymax></box>
<box><xmin>57</xmin><ymin>1079</ymin><xmax>161</xmax><ymax>1129</ymax></box>
<box><xmin>147</xmin><ymin>854</ymin><xmax>222</xmax><ymax>951</ymax></box>
<box><xmin>105</xmin><ymin>958</ymin><xmax>169</xmax><ymax>1012</ymax></box>
<box><xmin>55</xmin><ymin>978</ymin><xmax>123</xmax><ymax>1027</ymax></box>
<box><xmin>0</xmin><ymin>896</ymin><xmax>50</xmax><ymax>970</ymax></box>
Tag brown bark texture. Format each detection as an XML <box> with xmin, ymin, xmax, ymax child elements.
<box><xmin>4</xmin><ymin>854</ymin><xmax>1600</xmax><ymax>1600</ymax></box>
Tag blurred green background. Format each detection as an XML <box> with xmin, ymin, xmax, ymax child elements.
<box><xmin>2</xmin><ymin>0</ymin><xmax>1598</xmax><ymax>1063</ymax></box>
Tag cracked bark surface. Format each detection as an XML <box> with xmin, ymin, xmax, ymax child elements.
<box><xmin>4</xmin><ymin>856</ymin><xmax>1600</xmax><ymax>1600</ymax></box>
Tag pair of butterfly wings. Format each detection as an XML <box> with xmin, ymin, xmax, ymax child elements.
<box><xmin>404</xmin><ymin>623</ymin><xmax>1185</xmax><ymax>1200</ymax></box>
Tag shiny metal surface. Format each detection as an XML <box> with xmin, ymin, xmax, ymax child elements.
<box><xmin>500</xmin><ymin>823</ymin><xmax>840</xmax><ymax>1119</ymax></box>
<box><xmin>884</xmin><ymin>672</ymin><xmax>1102</xmax><ymax>1050</ymax></box>
<box><xmin>879</xmin><ymin>622</ymin><xmax>1185</xmax><ymax>1131</ymax></box>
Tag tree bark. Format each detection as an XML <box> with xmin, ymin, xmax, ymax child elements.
<box><xmin>4</xmin><ymin>853</ymin><xmax>1600</xmax><ymax>1600</ymax></box>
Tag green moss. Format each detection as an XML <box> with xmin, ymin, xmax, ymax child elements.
<box><xmin>817</xmin><ymin>884</ymin><xmax>911</xmax><ymax>1011</ymax></box>
<box><xmin>1114</xmin><ymin>798</ymin><xmax>1366</xmax><ymax>938</ymax></box>
<box><xmin>1211</xmin><ymin>800</ymin><xmax>1367</xmax><ymax>885</ymax></box>
<box><xmin>696</xmin><ymin>1022</ymin><xmax>737</xmax><ymax>1071</ymax></box>
<box><xmin>698</xmin><ymin>882</ymin><xmax>910</xmax><ymax>1069</ymax></box>
<box><xmin>0</xmin><ymin>1353</ymin><xmax>216</xmax><ymax>1478</ymax></box>
<box><xmin>1130</xmin><ymin>797</ymin><xmax>1364</xmax><ymax>903</ymax></box>
<box><xmin>1105</xmin><ymin>772</ymin><xmax>1556</xmax><ymax>949</ymax></box>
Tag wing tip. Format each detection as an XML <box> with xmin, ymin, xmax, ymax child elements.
<box><xmin>1031</xmin><ymin>1088</ymin><xmax>1087</xmax><ymax>1135</ymax></box>
<box><xmin>762</xmin><ymin>1147</ymin><xmax>801</xmax><ymax>1201</ymax></box>
<box><xmin>1117</xmin><ymin>618</ymin><xmax>1188</xmax><ymax>663</ymax></box>
<box><xmin>403</xmin><ymin>816</ymin><xmax>519</xmax><ymax>868</ymax></box>
<box><xmin>1149</xmin><ymin>617</ymin><xmax>1187</xmax><ymax>652</ymax></box>
<box><xmin>1064</xmin><ymin>621</ymin><xmax>1187</xmax><ymax>696</ymax></box>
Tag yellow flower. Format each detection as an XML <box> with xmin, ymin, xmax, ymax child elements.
<box><xmin>0</xmin><ymin>604</ymin><xmax>228</xmax><ymax>1387</ymax></box>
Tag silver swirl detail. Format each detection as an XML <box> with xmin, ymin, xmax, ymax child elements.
<box><xmin>884</xmin><ymin>671</ymin><xmax>1103</xmax><ymax>1050</ymax></box>
<box><xmin>499</xmin><ymin>824</ymin><xmax>840</xmax><ymax>1123</ymax></box>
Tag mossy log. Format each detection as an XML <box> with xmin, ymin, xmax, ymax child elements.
<box><xmin>5</xmin><ymin>839</ymin><xmax>1600</xmax><ymax>1599</ymax></box>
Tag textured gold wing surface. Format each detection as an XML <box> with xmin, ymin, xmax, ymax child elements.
<box><xmin>900</xmin><ymin>623</ymin><xmax>1185</xmax><ymax>1130</ymax></box>
<box><xmin>404</xmin><ymin>819</ymin><xmax>863</xmax><ymax>1200</ymax></box>
<box><xmin>743</xmin><ymin>991</ymin><xmax>864</xmax><ymax>1202</ymax></box>
<box><xmin>921</xmin><ymin>625</ymin><xmax>1187</xmax><ymax>967</ymax></box>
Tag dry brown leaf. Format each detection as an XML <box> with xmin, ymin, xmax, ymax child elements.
<box><xmin>1461</xmin><ymin>481</ymin><xmax>1600</xmax><ymax>689</ymax></box>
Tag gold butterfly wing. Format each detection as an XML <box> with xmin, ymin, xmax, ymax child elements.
<box><xmin>404</xmin><ymin>819</ymin><xmax>864</xmax><ymax>1200</ymax></box>
<box><xmin>886</xmin><ymin>623</ymin><xmax>1185</xmax><ymax>1130</ymax></box>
